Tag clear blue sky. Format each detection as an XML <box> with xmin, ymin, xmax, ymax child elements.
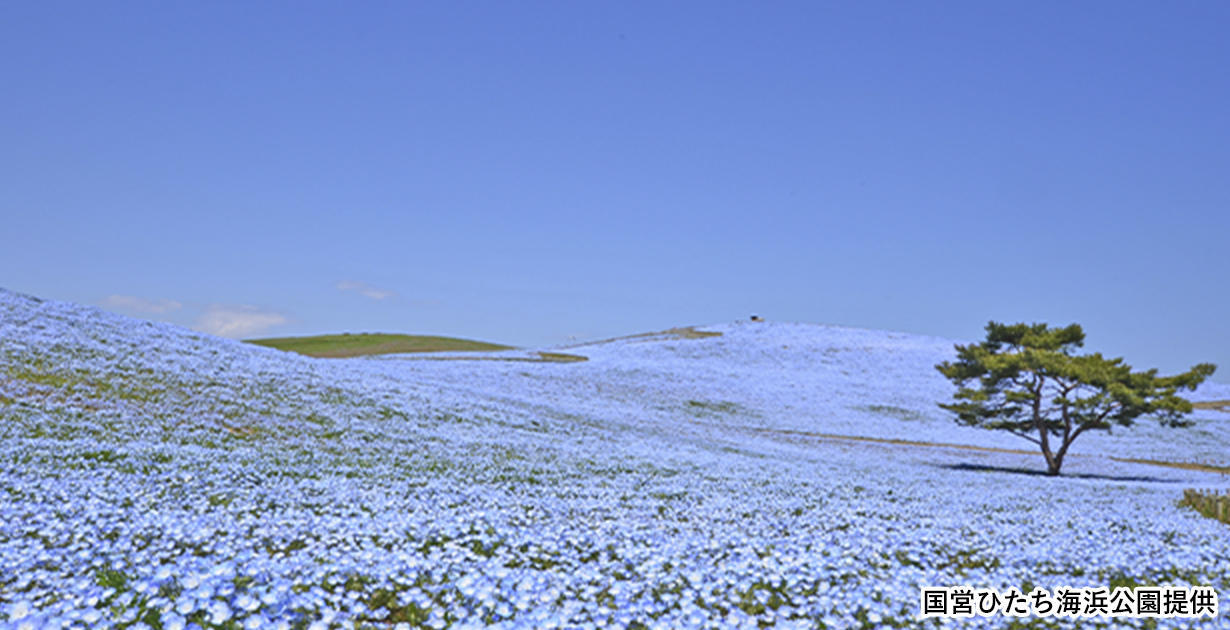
<box><xmin>3</xmin><ymin>2</ymin><xmax>1227</xmax><ymax>380</ymax></box>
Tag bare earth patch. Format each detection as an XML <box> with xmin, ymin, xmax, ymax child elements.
<box><xmin>695</xmin><ymin>420</ymin><xmax>1230</xmax><ymax>476</ymax></box>
<box><xmin>395</xmin><ymin>351</ymin><xmax>588</xmax><ymax>364</ymax></box>
<box><xmin>573</xmin><ymin>326</ymin><xmax>723</xmax><ymax>347</ymax></box>
<box><xmin>1193</xmin><ymin>400</ymin><xmax>1230</xmax><ymax>412</ymax></box>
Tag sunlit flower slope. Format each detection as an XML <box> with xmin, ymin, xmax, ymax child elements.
<box><xmin>2</xmin><ymin>288</ymin><xmax>1228</xmax><ymax>629</ymax></box>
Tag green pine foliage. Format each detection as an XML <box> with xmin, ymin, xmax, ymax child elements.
<box><xmin>935</xmin><ymin>322</ymin><xmax>1216</xmax><ymax>476</ymax></box>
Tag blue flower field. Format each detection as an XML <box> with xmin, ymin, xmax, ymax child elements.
<box><xmin>2</xmin><ymin>289</ymin><xmax>1228</xmax><ymax>629</ymax></box>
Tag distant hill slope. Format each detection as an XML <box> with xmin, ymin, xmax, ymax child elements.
<box><xmin>246</xmin><ymin>332</ymin><xmax>513</xmax><ymax>357</ymax></box>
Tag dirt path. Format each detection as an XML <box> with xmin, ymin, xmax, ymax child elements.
<box><xmin>743</xmin><ymin>425</ymin><xmax>1230</xmax><ymax>475</ymax></box>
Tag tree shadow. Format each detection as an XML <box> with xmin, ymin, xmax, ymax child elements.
<box><xmin>937</xmin><ymin>462</ymin><xmax>1180</xmax><ymax>484</ymax></box>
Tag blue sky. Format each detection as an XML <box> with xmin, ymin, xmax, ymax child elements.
<box><xmin>2</xmin><ymin>2</ymin><xmax>1227</xmax><ymax>380</ymax></box>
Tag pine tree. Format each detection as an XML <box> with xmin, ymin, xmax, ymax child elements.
<box><xmin>935</xmin><ymin>322</ymin><xmax>1216</xmax><ymax>476</ymax></box>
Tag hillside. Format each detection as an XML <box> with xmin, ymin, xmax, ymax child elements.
<box><xmin>2</xmin><ymin>287</ymin><xmax>1228</xmax><ymax>628</ymax></box>
<box><xmin>247</xmin><ymin>332</ymin><xmax>513</xmax><ymax>358</ymax></box>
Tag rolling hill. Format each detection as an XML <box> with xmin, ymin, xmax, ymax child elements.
<box><xmin>2</xmin><ymin>287</ymin><xmax>1228</xmax><ymax>628</ymax></box>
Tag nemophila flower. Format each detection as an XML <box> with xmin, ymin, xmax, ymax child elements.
<box><xmin>5</xmin><ymin>601</ymin><xmax>33</xmax><ymax>622</ymax></box>
<box><xmin>207</xmin><ymin>600</ymin><xmax>232</xmax><ymax>624</ymax></box>
<box><xmin>161</xmin><ymin>612</ymin><xmax>188</xmax><ymax>630</ymax></box>
<box><xmin>173</xmin><ymin>597</ymin><xmax>196</xmax><ymax>615</ymax></box>
<box><xmin>234</xmin><ymin>593</ymin><xmax>260</xmax><ymax>612</ymax></box>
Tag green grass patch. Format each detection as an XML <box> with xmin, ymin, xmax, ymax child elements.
<box><xmin>1179</xmin><ymin>489</ymin><xmax>1230</xmax><ymax>525</ymax></box>
<box><xmin>3</xmin><ymin>361</ymin><xmax>166</xmax><ymax>405</ymax></box>
<box><xmin>533</xmin><ymin>351</ymin><xmax>588</xmax><ymax>363</ymax></box>
<box><xmin>246</xmin><ymin>333</ymin><xmax>513</xmax><ymax>358</ymax></box>
<box><xmin>856</xmin><ymin>404</ymin><xmax>927</xmax><ymax>422</ymax></box>
<box><xmin>94</xmin><ymin>568</ymin><xmax>131</xmax><ymax>591</ymax></box>
<box><xmin>684</xmin><ymin>399</ymin><xmax>749</xmax><ymax>419</ymax></box>
<box><xmin>687</xmin><ymin>399</ymin><xmax>737</xmax><ymax>413</ymax></box>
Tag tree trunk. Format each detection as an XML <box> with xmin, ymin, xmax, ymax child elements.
<box><xmin>1039</xmin><ymin>444</ymin><xmax>1061</xmax><ymax>476</ymax></box>
<box><xmin>1041</xmin><ymin>438</ymin><xmax>1070</xmax><ymax>475</ymax></box>
<box><xmin>1046</xmin><ymin>432</ymin><xmax>1078</xmax><ymax>477</ymax></box>
<box><xmin>1033</xmin><ymin>380</ymin><xmax>1062</xmax><ymax>475</ymax></box>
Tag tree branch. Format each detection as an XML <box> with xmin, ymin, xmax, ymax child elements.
<box><xmin>1007</xmin><ymin>430</ymin><xmax>1041</xmax><ymax>445</ymax></box>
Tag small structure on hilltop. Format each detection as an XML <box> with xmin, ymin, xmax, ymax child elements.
<box><xmin>750</xmin><ymin>315</ymin><xmax>763</xmax><ymax>322</ymax></box>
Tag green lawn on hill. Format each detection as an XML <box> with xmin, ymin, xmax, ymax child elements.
<box><xmin>246</xmin><ymin>333</ymin><xmax>513</xmax><ymax>358</ymax></box>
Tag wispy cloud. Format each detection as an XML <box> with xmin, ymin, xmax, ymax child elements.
<box><xmin>336</xmin><ymin>280</ymin><xmax>395</xmax><ymax>301</ymax></box>
<box><xmin>195</xmin><ymin>305</ymin><xmax>288</xmax><ymax>338</ymax></box>
<box><xmin>100</xmin><ymin>295</ymin><xmax>183</xmax><ymax>314</ymax></box>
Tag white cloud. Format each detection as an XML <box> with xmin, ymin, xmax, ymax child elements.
<box><xmin>336</xmin><ymin>280</ymin><xmax>395</xmax><ymax>300</ymax></box>
<box><xmin>195</xmin><ymin>305</ymin><xmax>288</xmax><ymax>338</ymax></box>
<box><xmin>100</xmin><ymin>295</ymin><xmax>183</xmax><ymax>314</ymax></box>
